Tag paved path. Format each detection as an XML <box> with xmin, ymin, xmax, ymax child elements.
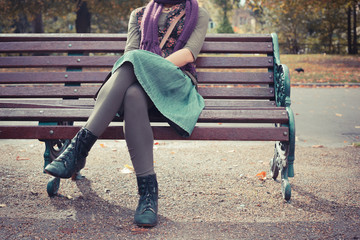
<box><xmin>1</xmin><ymin>88</ymin><xmax>360</xmax><ymax>239</ymax></box>
<box><xmin>291</xmin><ymin>87</ymin><xmax>360</xmax><ymax>147</ymax></box>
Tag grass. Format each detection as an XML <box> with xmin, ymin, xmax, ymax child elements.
<box><xmin>280</xmin><ymin>54</ymin><xmax>360</xmax><ymax>84</ymax></box>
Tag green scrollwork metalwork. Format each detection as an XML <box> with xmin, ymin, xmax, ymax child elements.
<box><xmin>275</xmin><ymin>64</ymin><xmax>291</xmax><ymax>107</ymax></box>
<box><xmin>270</xmin><ymin>33</ymin><xmax>296</xmax><ymax>201</ymax></box>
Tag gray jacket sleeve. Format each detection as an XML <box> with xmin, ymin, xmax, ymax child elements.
<box><xmin>124</xmin><ymin>9</ymin><xmax>141</xmax><ymax>53</ymax></box>
<box><xmin>184</xmin><ymin>7</ymin><xmax>210</xmax><ymax>60</ymax></box>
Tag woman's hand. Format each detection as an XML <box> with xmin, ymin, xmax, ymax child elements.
<box><xmin>165</xmin><ymin>48</ymin><xmax>194</xmax><ymax>67</ymax></box>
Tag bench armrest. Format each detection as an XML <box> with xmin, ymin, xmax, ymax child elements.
<box><xmin>271</xmin><ymin>33</ymin><xmax>295</xmax><ymax>178</ymax></box>
<box><xmin>275</xmin><ymin>64</ymin><xmax>291</xmax><ymax>108</ymax></box>
<box><xmin>271</xmin><ymin>33</ymin><xmax>291</xmax><ymax>108</ymax></box>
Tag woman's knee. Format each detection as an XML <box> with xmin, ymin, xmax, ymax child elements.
<box><xmin>112</xmin><ymin>62</ymin><xmax>136</xmax><ymax>84</ymax></box>
<box><xmin>124</xmin><ymin>84</ymin><xmax>148</xmax><ymax>110</ymax></box>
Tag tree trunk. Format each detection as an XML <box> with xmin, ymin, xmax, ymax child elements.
<box><xmin>14</xmin><ymin>14</ymin><xmax>31</xmax><ymax>33</ymax></box>
<box><xmin>76</xmin><ymin>0</ymin><xmax>91</xmax><ymax>33</ymax></box>
<box><xmin>347</xmin><ymin>6</ymin><xmax>352</xmax><ymax>54</ymax></box>
<box><xmin>32</xmin><ymin>12</ymin><xmax>44</xmax><ymax>33</ymax></box>
<box><xmin>353</xmin><ymin>0</ymin><xmax>358</xmax><ymax>54</ymax></box>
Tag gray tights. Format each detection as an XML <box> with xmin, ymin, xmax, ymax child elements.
<box><xmin>84</xmin><ymin>62</ymin><xmax>155</xmax><ymax>177</ymax></box>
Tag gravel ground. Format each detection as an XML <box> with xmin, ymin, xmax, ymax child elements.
<box><xmin>0</xmin><ymin>139</ymin><xmax>359</xmax><ymax>239</ymax></box>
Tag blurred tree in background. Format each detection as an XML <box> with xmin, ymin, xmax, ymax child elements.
<box><xmin>0</xmin><ymin>0</ymin><xmax>358</xmax><ymax>54</ymax></box>
<box><xmin>211</xmin><ymin>0</ymin><xmax>238</xmax><ymax>33</ymax></box>
<box><xmin>0</xmin><ymin>0</ymin><xmax>147</xmax><ymax>33</ymax></box>
<box><xmin>245</xmin><ymin>0</ymin><xmax>359</xmax><ymax>54</ymax></box>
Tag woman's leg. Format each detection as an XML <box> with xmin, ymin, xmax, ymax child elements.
<box><xmin>85</xmin><ymin>62</ymin><xmax>137</xmax><ymax>137</ymax></box>
<box><xmin>123</xmin><ymin>83</ymin><xmax>158</xmax><ymax>227</ymax></box>
<box><xmin>45</xmin><ymin>62</ymin><xmax>138</xmax><ymax>178</ymax></box>
<box><xmin>123</xmin><ymin>83</ymin><xmax>155</xmax><ymax>177</ymax></box>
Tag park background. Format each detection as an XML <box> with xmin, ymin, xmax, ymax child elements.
<box><xmin>0</xmin><ymin>0</ymin><xmax>359</xmax><ymax>86</ymax></box>
<box><xmin>1</xmin><ymin>1</ymin><xmax>360</xmax><ymax>238</ymax></box>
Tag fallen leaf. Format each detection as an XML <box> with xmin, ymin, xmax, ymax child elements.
<box><xmin>121</xmin><ymin>164</ymin><xmax>134</xmax><ymax>174</ymax></box>
<box><xmin>336</xmin><ymin>113</ymin><xmax>342</xmax><ymax>117</ymax></box>
<box><xmin>0</xmin><ymin>204</ymin><xmax>6</xmax><ymax>208</ymax></box>
<box><xmin>131</xmin><ymin>227</ymin><xmax>150</xmax><ymax>234</ymax></box>
<box><xmin>121</xmin><ymin>168</ymin><xmax>133</xmax><ymax>174</ymax></box>
<box><xmin>99</xmin><ymin>143</ymin><xmax>106</xmax><ymax>148</ymax></box>
<box><xmin>124</xmin><ymin>164</ymin><xmax>134</xmax><ymax>171</ymax></box>
<box><xmin>66</xmin><ymin>195</ymin><xmax>73</xmax><ymax>200</ymax></box>
<box><xmin>312</xmin><ymin>145</ymin><xmax>324</xmax><ymax>148</ymax></box>
<box><xmin>16</xmin><ymin>156</ymin><xmax>29</xmax><ymax>161</ymax></box>
<box><xmin>256</xmin><ymin>171</ymin><xmax>267</xmax><ymax>181</ymax></box>
<box><xmin>154</xmin><ymin>142</ymin><xmax>159</xmax><ymax>145</ymax></box>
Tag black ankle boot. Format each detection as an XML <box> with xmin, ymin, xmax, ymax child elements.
<box><xmin>135</xmin><ymin>174</ymin><xmax>158</xmax><ymax>227</ymax></box>
<box><xmin>44</xmin><ymin>127</ymin><xmax>97</xmax><ymax>179</ymax></box>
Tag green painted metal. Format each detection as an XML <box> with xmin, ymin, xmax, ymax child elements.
<box><xmin>286</xmin><ymin>106</ymin><xmax>296</xmax><ymax>178</ymax></box>
<box><xmin>271</xmin><ymin>33</ymin><xmax>296</xmax><ymax>200</ymax></box>
<box><xmin>39</xmin><ymin>122</ymin><xmax>58</xmax><ymax>172</ymax></box>
<box><xmin>41</xmin><ymin>52</ymin><xmax>82</xmax><ymax>173</ymax></box>
<box><xmin>47</xmin><ymin>177</ymin><xmax>60</xmax><ymax>197</ymax></box>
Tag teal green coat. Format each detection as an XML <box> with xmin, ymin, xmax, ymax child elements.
<box><xmin>112</xmin><ymin>49</ymin><xmax>205</xmax><ymax>137</ymax></box>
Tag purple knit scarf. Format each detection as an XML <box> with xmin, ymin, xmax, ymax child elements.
<box><xmin>140</xmin><ymin>0</ymin><xmax>199</xmax><ymax>56</ymax></box>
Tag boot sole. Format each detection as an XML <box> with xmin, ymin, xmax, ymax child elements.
<box><xmin>135</xmin><ymin>222</ymin><xmax>157</xmax><ymax>228</ymax></box>
<box><xmin>44</xmin><ymin>169</ymin><xmax>71</xmax><ymax>179</ymax></box>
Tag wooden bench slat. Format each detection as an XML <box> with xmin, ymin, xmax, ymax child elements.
<box><xmin>0</xmin><ymin>41</ymin><xmax>126</xmax><ymax>53</ymax></box>
<box><xmin>204</xmin><ymin>34</ymin><xmax>273</xmax><ymax>42</ymax></box>
<box><xmin>197</xmin><ymin>72</ymin><xmax>273</xmax><ymax>84</ymax></box>
<box><xmin>0</xmin><ymin>108</ymin><xmax>288</xmax><ymax>123</ymax></box>
<box><xmin>0</xmin><ymin>86</ymin><xmax>274</xmax><ymax>99</ymax></box>
<box><xmin>0</xmin><ymin>56</ymin><xmax>273</xmax><ymax>68</ymax></box>
<box><xmin>0</xmin><ymin>99</ymin><xmax>276</xmax><ymax>109</ymax></box>
<box><xmin>201</xmin><ymin>42</ymin><xmax>273</xmax><ymax>53</ymax></box>
<box><xmin>0</xmin><ymin>72</ymin><xmax>110</xmax><ymax>84</ymax></box>
<box><xmin>196</xmin><ymin>56</ymin><xmax>273</xmax><ymax>68</ymax></box>
<box><xmin>0</xmin><ymin>125</ymin><xmax>288</xmax><ymax>141</ymax></box>
<box><xmin>0</xmin><ymin>33</ymin><xmax>271</xmax><ymax>42</ymax></box>
<box><xmin>0</xmin><ymin>72</ymin><xmax>273</xmax><ymax>85</ymax></box>
<box><xmin>0</xmin><ymin>56</ymin><xmax>119</xmax><ymax>68</ymax></box>
<box><xmin>0</xmin><ymin>41</ymin><xmax>273</xmax><ymax>54</ymax></box>
<box><xmin>199</xmin><ymin>87</ymin><xmax>274</xmax><ymax>99</ymax></box>
<box><xmin>0</xmin><ymin>33</ymin><xmax>128</xmax><ymax>42</ymax></box>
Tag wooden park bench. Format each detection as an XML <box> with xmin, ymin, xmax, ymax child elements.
<box><xmin>0</xmin><ymin>33</ymin><xmax>295</xmax><ymax>200</ymax></box>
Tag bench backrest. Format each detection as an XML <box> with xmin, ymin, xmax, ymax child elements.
<box><xmin>0</xmin><ymin>33</ymin><xmax>291</xmax><ymax>141</ymax></box>
<box><xmin>0</xmin><ymin>33</ymin><xmax>276</xmax><ymax>105</ymax></box>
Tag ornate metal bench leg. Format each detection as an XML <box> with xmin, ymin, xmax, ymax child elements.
<box><xmin>43</xmin><ymin>140</ymin><xmax>52</xmax><ymax>173</ymax></box>
<box><xmin>47</xmin><ymin>177</ymin><xmax>60</xmax><ymax>197</ymax></box>
<box><xmin>41</xmin><ymin>137</ymin><xmax>71</xmax><ymax>197</ymax></box>
<box><xmin>286</xmin><ymin>106</ymin><xmax>296</xmax><ymax>178</ymax></box>
<box><xmin>281</xmin><ymin>167</ymin><xmax>291</xmax><ymax>201</ymax></box>
<box><xmin>270</xmin><ymin>144</ymin><xmax>280</xmax><ymax>180</ymax></box>
<box><xmin>271</xmin><ymin>141</ymin><xmax>292</xmax><ymax>201</ymax></box>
